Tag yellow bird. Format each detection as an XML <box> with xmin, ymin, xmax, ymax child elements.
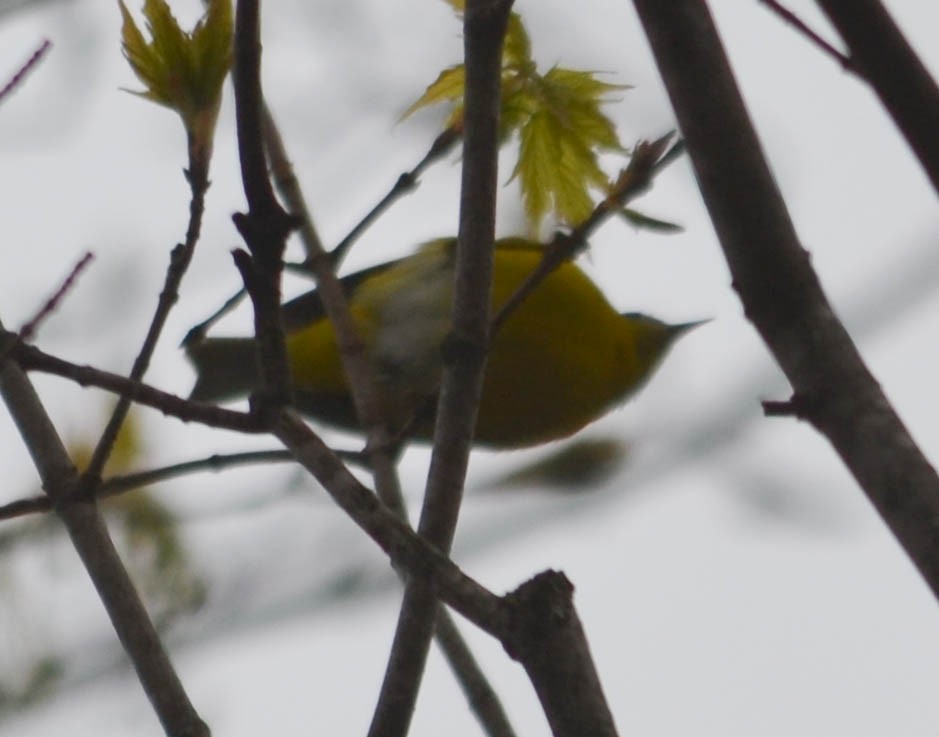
<box><xmin>187</xmin><ymin>238</ymin><xmax>701</xmax><ymax>448</ymax></box>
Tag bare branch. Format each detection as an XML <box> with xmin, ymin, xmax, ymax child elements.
<box><xmin>505</xmin><ymin>572</ymin><xmax>618</xmax><ymax>737</ymax></box>
<box><xmin>814</xmin><ymin>0</ymin><xmax>939</xmax><ymax>195</ymax></box>
<box><xmin>0</xmin><ymin>38</ymin><xmax>51</xmax><ymax>106</ymax></box>
<box><xmin>83</xmin><ymin>180</ymin><xmax>207</xmax><ymax>489</ymax></box>
<box><xmin>18</xmin><ymin>251</ymin><xmax>94</xmax><ymax>342</ymax></box>
<box><xmin>0</xmin><ymin>318</ymin><xmax>209</xmax><ymax>737</ymax></box>
<box><xmin>631</xmin><ymin>0</ymin><xmax>939</xmax><ymax>599</ymax></box>
<box><xmin>329</xmin><ymin>126</ymin><xmax>461</xmax><ymax>267</ymax></box>
<box><xmin>369</xmin><ymin>3</ymin><xmax>514</xmax><ymax>735</ymax></box>
<box><xmin>13</xmin><ymin>339</ymin><xmax>264</xmax><ymax>433</ymax></box>
<box><xmin>757</xmin><ymin>0</ymin><xmax>855</xmax><ymax>72</ymax></box>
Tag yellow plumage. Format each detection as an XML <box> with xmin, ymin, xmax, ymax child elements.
<box><xmin>188</xmin><ymin>238</ymin><xmax>699</xmax><ymax>448</ymax></box>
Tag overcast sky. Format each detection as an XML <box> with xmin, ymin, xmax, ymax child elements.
<box><xmin>1</xmin><ymin>1</ymin><xmax>939</xmax><ymax>735</ymax></box>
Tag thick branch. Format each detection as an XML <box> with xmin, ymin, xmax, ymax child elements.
<box><xmin>504</xmin><ymin>572</ymin><xmax>618</xmax><ymax>737</ymax></box>
<box><xmin>631</xmin><ymin>0</ymin><xmax>939</xmax><ymax>598</ymax></box>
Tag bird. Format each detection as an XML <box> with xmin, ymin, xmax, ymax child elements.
<box><xmin>186</xmin><ymin>237</ymin><xmax>702</xmax><ymax>448</ymax></box>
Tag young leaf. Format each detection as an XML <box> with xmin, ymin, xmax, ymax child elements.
<box><xmin>407</xmin><ymin>8</ymin><xmax>629</xmax><ymax>230</ymax></box>
<box><xmin>402</xmin><ymin>64</ymin><xmax>465</xmax><ymax>122</ymax></box>
<box><xmin>119</xmin><ymin>0</ymin><xmax>232</xmax><ymax>161</ymax></box>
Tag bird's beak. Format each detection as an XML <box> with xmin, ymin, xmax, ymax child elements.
<box><xmin>669</xmin><ymin>318</ymin><xmax>711</xmax><ymax>337</ymax></box>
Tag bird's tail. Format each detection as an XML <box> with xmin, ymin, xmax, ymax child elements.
<box><xmin>186</xmin><ymin>338</ymin><xmax>258</xmax><ymax>403</ymax></box>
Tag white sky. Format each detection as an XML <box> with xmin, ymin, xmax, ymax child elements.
<box><xmin>1</xmin><ymin>0</ymin><xmax>938</xmax><ymax>735</ymax></box>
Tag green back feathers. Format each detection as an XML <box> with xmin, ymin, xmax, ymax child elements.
<box><xmin>185</xmin><ymin>240</ymin><xmax>703</xmax><ymax>447</ymax></box>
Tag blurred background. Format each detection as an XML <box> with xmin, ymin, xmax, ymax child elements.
<box><xmin>1</xmin><ymin>0</ymin><xmax>938</xmax><ymax>734</ymax></box>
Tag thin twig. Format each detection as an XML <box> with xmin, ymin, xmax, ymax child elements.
<box><xmin>0</xmin><ymin>251</ymin><xmax>94</xmax><ymax>367</ymax></box>
<box><xmin>491</xmin><ymin>133</ymin><xmax>679</xmax><ymax>334</ymax></box>
<box><xmin>329</xmin><ymin>126</ymin><xmax>461</xmax><ymax>267</ymax></box>
<box><xmin>0</xmin><ymin>449</ymin><xmax>296</xmax><ymax>522</ymax></box>
<box><xmin>813</xmin><ymin>0</ymin><xmax>939</xmax><ymax>197</ymax></box>
<box><xmin>19</xmin><ymin>251</ymin><xmax>94</xmax><ymax>342</ymax></box>
<box><xmin>181</xmin><ymin>124</ymin><xmax>458</xmax><ymax>346</ymax></box>
<box><xmin>757</xmin><ymin>0</ymin><xmax>855</xmax><ymax>72</ymax></box>
<box><xmin>13</xmin><ymin>339</ymin><xmax>264</xmax><ymax>433</ymax></box>
<box><xmin>435</xmin><ymin>612</ymin><xmax>518</xmax><ymax>737</ymax></box>
<box><xmin>262</xmin><ymin>99</ymin><xmax>327</xmax><ymax>261</ymax></box>
<box><xmin>0</xmin><ymin>39</ymin><xmax>51</xmax><ymax>106</ymax></box>
<box><xmin>80</xmin><ymin>150</ymin><xmax>212</xmax><ymax>494</ymax></box>
<box><xmin>273</xmin><ymin>410</ymin><xmax>509</xmax><ymax>634</ymax></box>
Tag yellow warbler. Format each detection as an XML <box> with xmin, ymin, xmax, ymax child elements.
<box><xmin>187</xmin><ymin>238</ymin><xmax>701</xmax><ymax>447</ymax></box>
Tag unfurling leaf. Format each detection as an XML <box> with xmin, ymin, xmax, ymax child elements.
<box><xmin>119</xmin><ymin>0</ymin><xmax>232</xmax><ymax>162</ymax></box>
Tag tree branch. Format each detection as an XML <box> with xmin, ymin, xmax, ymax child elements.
<box><xmin>504</xmin><ymin>572</ymin><xmax>618</xmax><ymax>737</ymax></box>
<box><xmin>12</xmin><ymin>338</ymin><xmax>263</xmax><ymax>433</ymax></box>
<box><xmin>0</xmin><ymin>38</ymin><xmax>51</xmax><ymax>105</ymax></box>
<box><xmin>0</xmin><ymin>320</ymin><xmax>208</xmax><ymax>737</ymax></box>
<box><xmin>631</xmin><ymin>0</ymin><xmax>939</xmax><ymax>599</ymax></box>
<box><xmin>757</xmin><ymin>0</ymin><xmax>855</xmax><ymax>72</ymax></box>
<box><xmin>368</xmin><ymin>3</ymin><xmax>513</xmax><ymax>735</ymax></box>
<box><xmin>814</xmin><ymin>0</ymin><xmax>939</xmax><ymax>195</ymax></box>
<box><xmin>231</xmin><ymin>0</ymin><xmax>294</xmax><ymax>413</ymax></box>
<box><xmin>80</xmin><ymin>159</ymin><xmax>210</xmax><ymax>494</ymax></box>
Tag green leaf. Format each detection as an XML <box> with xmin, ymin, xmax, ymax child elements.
<box><xmin>542</xmin><ymin>66</ymin><xmax>627</xmax><ymax>151</ymax></box>
<box><xmin>508</xmin><ymin>67</ymin><xmax>624</xmax><ymax>227</ymax></box>
<box><xmin>409</xmin><ymin>7</ymin><xmax>630</xmax><ymax>230</ymax></box>
<box><xmin>402</xmin><ymin>64</ymin><xmax>465</xmax><ymax>120</ymax></box>
<box><xmin>119</xmin><ymin>0</ymin><xmax>232</xmax><ymax>158</ymax></box>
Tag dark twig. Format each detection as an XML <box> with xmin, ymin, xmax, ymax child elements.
<box><xmin>0</xmin><ymin>251</ymin><xmax>94</xmax><ymax>367</ymax></box>
<box><xmin>0</xmin><ymin>38</ymin><xmax>51</xmax><ymax>106</ymax></box>
<box><xmin>812</xmin><ymin>0</ymin><xmax>939</xmax><ymax>197</ymax></box>
<box><xmin>632</xmin><ymin>0</ymin><xmax>939</xmax><ymax>599</ymax></box>
<box><xmin>182</xmin><ymin>125</ymin><xmax>460</xmax><ymax>347</ymax></box>
<box><xmin>504</xmin><ymin>572</ymin><xmax>618</xmax><ymax>737</ymax></box>
<box><xmin>19</xmin><ymin>251</ymin><xmax>94</xmax><ymax>343</ymax></box>
<box><xmin>0</xmin><ymin>449</ymin><xmax>296</xmax><ymax>522</ymax></box>
<box><xmin>180</xmin><ymin>287</ymin><xmax>247</xmax><ymax>348</ymax></box>
<box><xmin>491</xmin><ymin>133</ymin><xmax>679</xmax><ymax>334</ymax></box>
<box><xmin>757</xmin><ymin>0</ymin><xmax>855</xmax><ymax>72</ymax></box>
<box><xmin>329</xmin><ymin>126</ymin><xmax>461</xmax><ymax>267</ymax></box>
<box><xmin>434</xmin><ymin>612</ymin><xmax>518</xmax><ymax>737</ymax></box>
<box><xmin>79</xmin><ymin>132</ymin><xmax>213</xmax><ymax>498</ymax></box>
<box><xmin>231</xmin><ymin>0</ymin><xmax>294</xmax><ymax>412</ymax></box>
<box><xmin>13</xmin><ymin>339</ymin><xmax>264</xmax><ymax>433</ymax></box>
